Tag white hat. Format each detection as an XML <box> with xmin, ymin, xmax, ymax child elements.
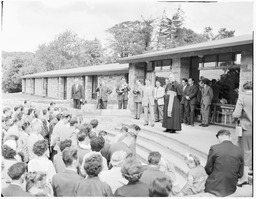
<box><xmin>3</xmin><ymin>140</ymin><xmax>17</xmax><ymax>151</ymax></box>
<box><xmin>110</xmin><ymin>150</ymin><xmax>127</xmax><ymax>166</ymax></box>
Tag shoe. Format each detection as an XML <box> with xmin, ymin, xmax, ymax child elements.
<box><xmin>144</xmin><ymin>123</ymin><xmax>148</xmax><ymax>126</ymax></box>
<box><xmin>137</xmin><ymin>118</ymin><xmax>140</xmax><ymax>120</ymax></box>
<box><xmin>199</xmin><ymin>123</ymin><xmax>204</xmax><ymax>126</ymax></box>
<box><xmin>163</xmin><ymin>129</ymin><xmax>170</xmax><ymax>132</ymax></box>
<box><xmin>170</xmin><ymin>130</ymin><xmax>176</xmax><ymax>133</ymax></box>
<box><xmin>191</xmin><ymin>124</ymin><xmax>194</xmax><ymax>127</ymax></box>
<box><xmin>151</xmin><ymin>124</ymin><xmax>155</xmax><ymax>127</ymax></box>
<box><xmin>134</xmin><ymin>117</ymin><xmax>137</xmax><ymax>119</ymax></box>
<box><xmin>155</xmin><ymin>120</ymin><xmax>159</xmax><ymax>123</ymax></box>
<box><xmin>237</xmin><ymin>181</ymin><xmax>249</xmax><ymax>187</ymax></box>
<box><xmin>202</xmin><ymin>124</ymin><xmax>209</xmax><ymax>127</ymax></box>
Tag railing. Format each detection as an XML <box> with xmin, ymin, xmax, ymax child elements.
<box><xmin>195</xmin><ymin>103</ymin><xmax>236</xmax><ymax>128</ymax></box>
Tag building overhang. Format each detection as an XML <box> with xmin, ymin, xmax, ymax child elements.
<box><xmin>118</xmin><ymin>34</ymin><xmax>253</xmax><ymax>64</ymax></box>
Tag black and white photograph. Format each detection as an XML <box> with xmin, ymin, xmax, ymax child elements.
<box><xmin>1</xmin><ymin>0</ymin><xmax>254</xmax><ymax>197</ymax></box>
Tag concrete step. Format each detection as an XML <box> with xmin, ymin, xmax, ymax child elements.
<box><xmin>118</xmin><ymin>123</ymin><xmax>208</xmax><ymax>161</ymax></box>
<box><xmin>108</xmin><ymin>130</ymin><xmax>187</xmax><ymax>187</ymax></box>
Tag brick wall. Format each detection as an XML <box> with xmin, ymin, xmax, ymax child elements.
<box><xmin>128</xmin><ymin>63</ymin><xmax>145</xmax><ymax>111</ymax></box>
<box><xmin>98</xmin><ymin>74</ymin><xmax>127</xmax><ymax>103</ymax></box>
<box><xmin>66</xmin><ymin>76</ymin><xmax>84</xmax><ymax>100</ymax></box>
<box><xmin>35</xmin><ymin>78</ymin><xmax>43</xmax><ymax>96</ymax></box>
<box><xmin>240</xmin><ymin>48</ymin><xmax>253</xmax><ymax>93</ymax></box>
<box><xmin>47</xmin><ymin>77</ymin><xmax>59</xmax><ymax>99</ymax></box>
<box><xmin>85</xmin><ymin>76</ymin><xmax>93</xmax><ymax>102</ymax></box>
<box><xmin>172</xmin><ymin>57</ymin><xmax>190</xmax><ymax>82</ymax></box>
<box><xmin>25</xmin><ymin>79</ymin><xmax>32</xmax><ymax>94</ymax></box>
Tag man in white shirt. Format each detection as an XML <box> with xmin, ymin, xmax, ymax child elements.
<box><xmin>27</xmin><ymin>119</ymin><xmax>45</xmax><ymax>161</ymax></box>
<box><xmin>51</xmin><ymin>112</ymin><xmax>71</xmax><ymax>152</ymax></box>
<box><xmin>154</xmin><ymin>81</ymin><xmax>165</xmax><ymax>123</ymax></box>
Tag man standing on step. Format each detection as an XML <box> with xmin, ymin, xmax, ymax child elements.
<box><xmin>180</xmin><ymin>78</ymin><xmax>189</xmax><ymax>124</ymax></box>
<box><xmin>71</xmin><ymin>78</ymin><xmax>84</xmax><ymax>109</ymax></box>
<box><xmin>154</xmin><ymin>80</ymin><xmax>165</xmax><ymax>123</ymax></box>
<box><xmin>96</xmin><ymin>81</ymin><xmax>112</xmax><ymax>109</ymax></box>
<box><xmin>142</xmin><ymin>79</ymin><xmax>155</xmax><ymax>127</ymax></box>
<box><xmin>186</xmin><ymin>78</ymin><xmax>199</xmax><ymax>127</ymax></box>
<box><xmin>199</xmin><ymin>79</ymin><xmax>213</xmax><ymax>127</ymax></box>
<box><xmin>133</xmin><ymin>80</ymin><xmax>143</xmax><ymax>120</ymax></box>
<box><xmin>204</xmin><ymin>129</ymin><xmax>244</xmax><ymax>197</ymax></box>
<box><xmin>116</xmin><ymin>77</ymin><xmax>130</xmax><ymax>109</ymax></box>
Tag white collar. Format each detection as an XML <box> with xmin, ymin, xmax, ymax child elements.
<box><xmin>65</xmin><ymin>168</ymin><xmax>77</xmax><ymax>172</ymax></box>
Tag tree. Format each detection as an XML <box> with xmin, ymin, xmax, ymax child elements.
<box><xmin>35</xmin><ymin>30</ymin><xmax>104</xmax><ymax>71</ymax></box>
<box><xmin>203</xmin><ymin>27</ymin><xmax>235</xmax><ymax>41</ymax></box>
<box><xmin>156</xmin><ymin>7</ymin><xmax>184</xmax><ymax>50</ymax></box>
<box><xmin>2</xmin><ymin>58</ymin><xmax>23</xmax><ymax>93</ymax></box>
<box><xmin>106</xmin><ymin>20</ymin><xmax>155</xmax><ymax>58</ymax></box>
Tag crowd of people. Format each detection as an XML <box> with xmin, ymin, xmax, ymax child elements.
<box><xmin>1</xmin><ymin>80</ymin><xmax>252</xmax><ymax>197</ymax></box>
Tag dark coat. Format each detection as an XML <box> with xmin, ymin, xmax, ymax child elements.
<box><xmin>204</xmin><ymin>140</ymin><xmax>244</xmax><ymax>197</ymax></box>
<box><xmin>187</xmin><ymin>84</ymin><xmax>199</xmax><ymax>105</ymax></box>
<box><xmin>75</xmin><ymin>177</ymin><xmax>113</xmax><ymax>197</ymax></box>
<box><xmin>96</xmin><ymin>86</ymin><xmax>112</xmax><ymax>102</ymax></box>
<box><xmin>116</xmin><ymin>84</ymin><xmax>130</xmax><ymax>101</ymax></box>
<box><xmin>71</xmin><ymin>84</ymin><xmax>84</xmax><ymax>100</ymax></box>
<box><xmin>52</xmin><ymin>169</ymin><xmax>83</xmax><ymax>197</ymax></box>
<box><xmin>180</xmin><ymin>85</ymin><xmax>190</xmax><ymax>105</ymax></box>
<box><xmin>2</xmin><ymin>184</ymin><xmax>32</xmax><ymax>197</ymax></box>
<box><xmin>140</xmin><ymin>166</ymin><xmax>170</xmax><ymax>186</ymax></box>
<box><xmin>114</xmin><ymin>181</ymin><xmax>149</xmax><ymax>197</ymax></box>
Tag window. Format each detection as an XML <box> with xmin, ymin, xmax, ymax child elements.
<box><xmin>153</xmin><ymin>59</ymin><xmax>172</xmax><ymax>71</ymax></box>
<box><xmin>199</xmin><ymin>52</ymin><xmax>242</xmax><ymax>69</ymax></box>
<box><xmin>204</xmin><ymin>54</ymin><xmax>217</xmax><ymax>68</ymax></box>
<box><xmin>218</xmin><ymin>53</ymin><xmax>233</xmax><ymax>67</ymax></box>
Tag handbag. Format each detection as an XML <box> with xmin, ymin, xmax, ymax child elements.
<box><xmin>236</xmin><ymin>122</ymin><xmax>243</xmax><ymax>137</ymax></box>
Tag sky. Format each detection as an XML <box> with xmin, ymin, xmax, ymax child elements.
<box><xmin>1</xmin><ymin>0</ymin><xmax>254</xmax><ymax>52</ymax></box>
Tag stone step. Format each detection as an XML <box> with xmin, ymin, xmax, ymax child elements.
<box><xmin>108</xmin><ymin>130</ymin><xmax>188</xmax><ymax>187</ymax></box>
<box><xmin>117</xmin><ymin>123</ymin><xmax>208</xmax><ymax>162</ymax></box>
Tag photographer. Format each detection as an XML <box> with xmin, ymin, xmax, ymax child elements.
<box><xmin>116</xmin><ymin>77</ymin><xmax>130</xmax><ymax>109</ymax></box>
<box><xmin>96</xmin><ymin>81</ymin><xmax>112</xmax><ymax>109</ymax></box>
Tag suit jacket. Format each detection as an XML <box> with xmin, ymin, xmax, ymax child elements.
<box><xmin>142</xmin><ymin>85</ymin><xmax>154</xmax><ymax>107</ymax></box>
<box><xmin>2</xmin><ymin>184</ymin><xmax>32</xmax><ymax>197</ymax></box>
<box><xmin>52</xmin><ymin>169</ymin><xmax>83</xmax><ymax>197</ymax></box>
<box><xmin>205</xmin><ymin>140</ymin><xmax>244</xmax><ymax>197</ymax></box>
<box><xmin>154</xmin><ymin>86</ymin><xmax>165</xmax><ymax>106</ymax></box>
<box><xmin>180</xmin><ymin>84</ymin><xmax>190</xmax><ymax>105</ymax></box>
<box><xmin>140</xmin><ymin>166</ymin><xmax>170</xmax><ymax>186</ymax></box>
<box><xmin>75</xmin><ymin>177</ymin><xmax>113</xmax><ymax>197</ymax></box>
<box><xmin>114</xmin><ymin>181</ymin><xmax>149</xmax><ymax>197</ymax></box>
<box><xmin>201</xmin><ymin>85</ymin><xmax>213</xmax><ymax>105</ymax></box>
<box><xmin>233</xmin><ymin>91</ymin><xmax>252</xmax><ymax>131</ymax></box>
<box><xmin>71</xmin><ymin>84</ymin><xmax>84</xmax><ymax>100</ymax></box>
<box><xmin>116</xmin><ymin>84</ymin><xmax>131</xmax><ymax>101</ymax></box>
<box><xmin>133</xmin><ymin>85</ymin><xmax>143</xmax><ymax>103</ymax></box>
<box><xmin>187</xmin><ymin>84</ymin><xmax>199</xmax><ymax>105</ymax></box>
<box><xmin>96</xmin><ymin>86</ymin><xmax>112</xmax><ymax>102</ymax></box>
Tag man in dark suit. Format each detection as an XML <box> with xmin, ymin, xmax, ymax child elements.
<box><xmin>204</xmin><ymin>129</ymin><xmax>244</xmax><ymax>197</ymax></box>
<box><xmin>71</xmin><ymin>78</ymin><xmax>84</xmax><ymax>109</ymax></box>
<box><xmin>2</xmin><ymin>162</ymin><xmax>32</xmax><ymax>197</ymax></box>
<box><xmin>199</xmin><ymin>79</ymin><xmax>213</xmax><ymax>127</ymax></box>
<box><xmin>96</xmin><ymin>81</ymin><xmax>112</xmax><ymax>109</ymax></box>
<box><xmin>180</xmin><ymin>78</ymin><xmax>189</xmax><ymax>124</ymax></box>
<box><xmin>140</xmin><ymin>151</ymin><xmax>171</xmax><ymax>186</ymax></box>
<box><xmin>116</xmin><ymin>77</ymin><xmax>130</xmax><ymax>109</ymax></box>
<box><xmin>186</xmin><ymin>78</ymin><xmax>199</xmax><ymax>127</ymax></box>
<box><xmin>52</xmin><ymin>148</ymin><xmax>83</xmax><ymax>196</ymax></box>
